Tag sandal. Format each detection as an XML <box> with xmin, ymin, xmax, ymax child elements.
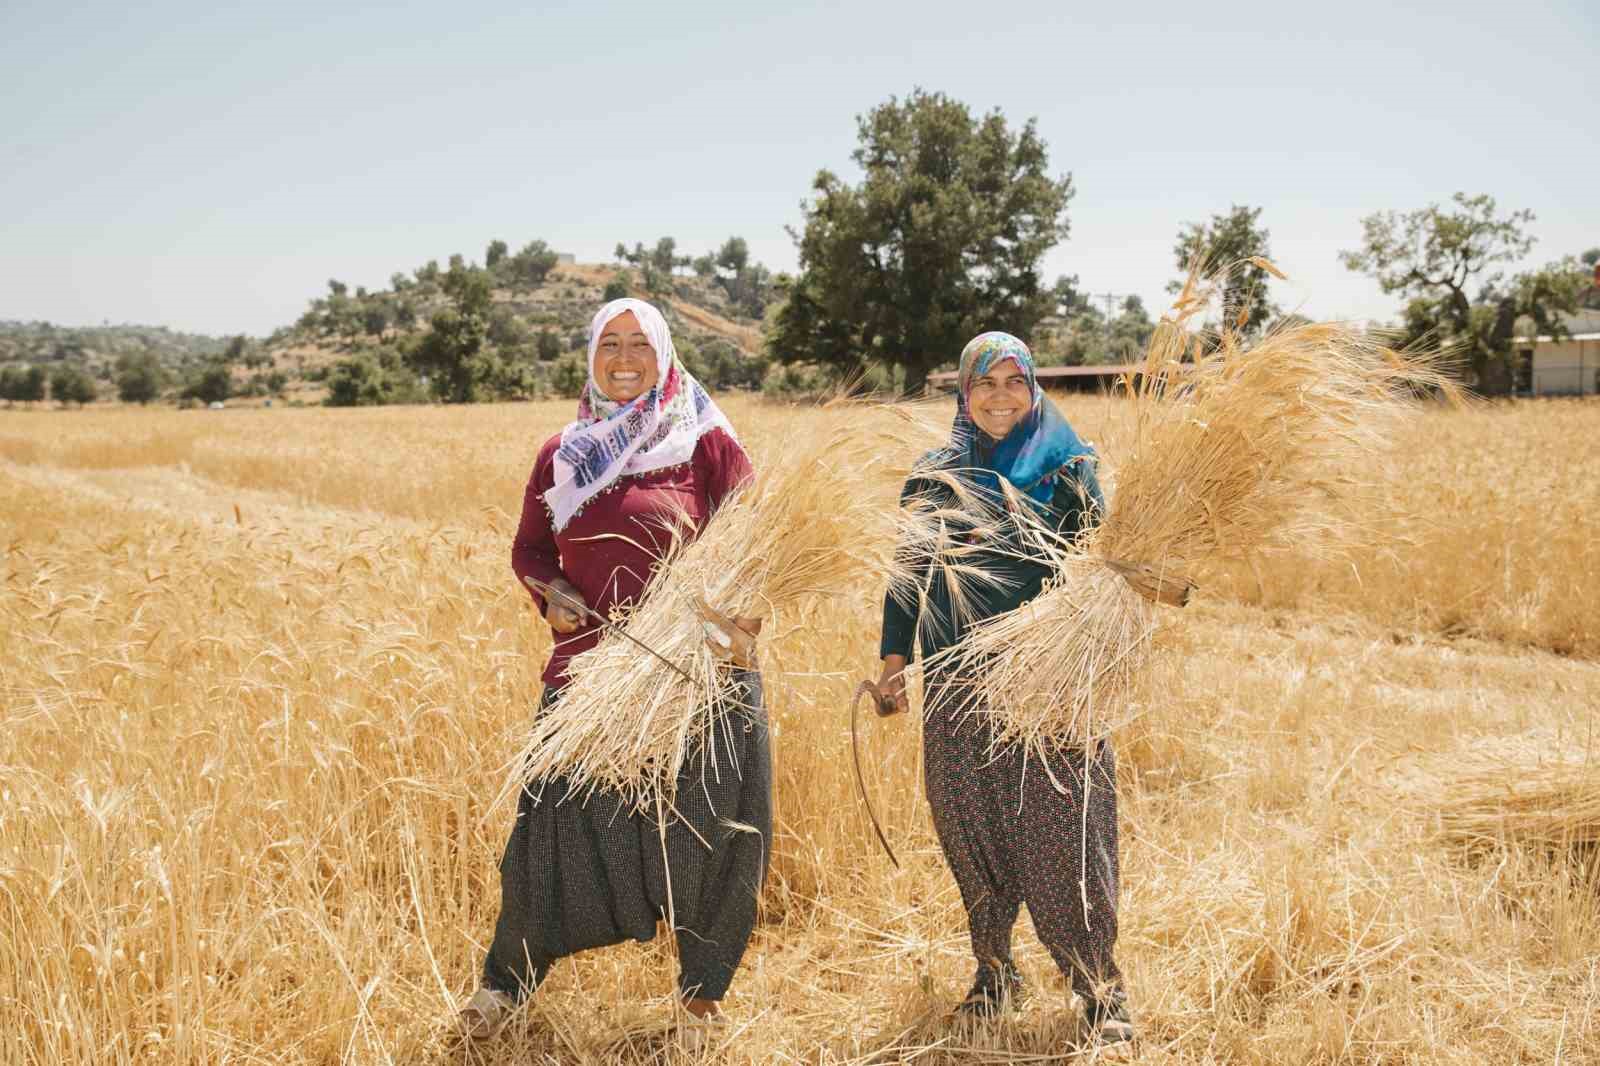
<box><xmin>676</xmin><ymin>1003</ymin><xmax>728</xmax><ymax>1054</ymax></box>
<box><xmin>954</xmin><ymin>960</ymin><xmax>1024</xmax><ymax>1019</ymax></box>
<box><xmin>1081</xmin><ymin>996</ymin><xmax>1136</xmax><ymax>1059</ymax></box>
<box><xmin>457</xmin><ymin>987</ymin><xmax>515</xmax><ymax>1040</ymax></box>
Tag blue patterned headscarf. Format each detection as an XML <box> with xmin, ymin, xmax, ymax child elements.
<box><xmin>951</xmin><ymin>331</ymin><xmax>1094</xmax><ymax>508</ymax></box>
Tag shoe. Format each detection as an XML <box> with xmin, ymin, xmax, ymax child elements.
<box><xmin>457</xmin><ymin>987</ymin><xmax>515</xmax><ymax>1040</ymax></box>
<box><xmin>954</xmin><ymin>960</ymin><xmax>1024</xmax><ymax>1019</ymax></box>
<box><xmin>675</xmin><ymin>1004</ymin><xmax>728</xmax><ymax>1053</ymax></box>
<box><xmin>1082</xmin><ymin>996</ymin><xmax>1135</xmax><ymax>1059</ymax></box>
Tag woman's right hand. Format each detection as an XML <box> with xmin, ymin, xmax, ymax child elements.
<box><xmin>876</xmin><ymin>655</ymin><xmax>909</xmax><ymax>717</ymax></box>
<box><xmin>543</xmin><ymin>578</ymin><xmax>588</xmax><ymax>634</ymax></box>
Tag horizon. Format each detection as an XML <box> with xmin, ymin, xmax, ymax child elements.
<box><xmin>2</xmin><ymin>0</ymin><xmax>1595</xmax><ymax>339</ymax></box>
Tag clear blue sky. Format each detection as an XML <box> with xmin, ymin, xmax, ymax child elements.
<box><xmin>2</xmin><ymin>0</ymin><xmax>1595</xmax><ymax>337</ymax></box>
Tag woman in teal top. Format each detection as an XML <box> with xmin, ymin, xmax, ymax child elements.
<box><xmin>875</xmin><ymin>332</ymin><xmax>1133</xmax><ymax>1058</ymax></box>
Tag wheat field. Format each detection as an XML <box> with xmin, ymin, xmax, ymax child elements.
<box><xmin>2</xmin><ymin>396</ymin><xmax>1597</xmax><ymax>1065</ymax></box>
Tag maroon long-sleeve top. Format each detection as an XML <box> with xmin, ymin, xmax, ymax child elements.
<box><xmin>511</xmin><ymin>427</ymin><xmax>754</xmax><ymax>689</ymax></box>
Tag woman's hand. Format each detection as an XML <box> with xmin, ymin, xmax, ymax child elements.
<box><xmin>542</xmin><ymin>578</ymin><xmax>588</xmax><ymax>634</ymax></box>
<box><xmin>694</xmin><ymin>598</ymin><xmax>761</xmax><ymax>668</ymax></box>
<box><xmin>876</xmin><ymin>655</ymin><xmax>909</xmax><ymax>717</ymax></box>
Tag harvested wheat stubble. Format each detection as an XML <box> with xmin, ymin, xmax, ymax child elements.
<box><xmin>508</xmin><ymin>416</ymin><xmax>904</xmax><ymax>812</ymax></box>
<box><xmin>923</xmin><ymin>265</ymin><xmax>1456</xmax><ymax>756</ymax></box>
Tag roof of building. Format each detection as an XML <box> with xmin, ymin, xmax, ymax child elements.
<box><xmin>1517</xmin><ymin>332</ymin><xmax>1600</xmax><ymax>344</ymax></box>
<box><xmin>1513</xmin><ymin>307</ymin><xmax>1600</xmax><ymax>343</ymax></box>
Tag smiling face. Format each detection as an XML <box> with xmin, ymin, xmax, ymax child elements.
<box><xmin>592</xmin><ymin>311</ymin><xmax>660</xmax><ymax>403</ymax></box>
<box><xmin>965</xmin><ymin>358</ymin><xmax>1033</xmax><ymax>439</ymax></box>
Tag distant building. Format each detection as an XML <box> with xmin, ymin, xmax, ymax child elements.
<box><xmin>556</xmin><ymin>252</ymin><xmax>576</xmax><ymax>265</ymax></box>
<box><xmin>1516</xmin><ymin>265</ymin><xmax>1600</xmax><ymax>397</ymax></box>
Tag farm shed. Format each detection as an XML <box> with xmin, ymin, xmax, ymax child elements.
<box><xmin>1517</xmin><ymin>307</ymin><xmax>1600</xmax><ymax>397</ymax></box>
<box><xmin>926</xmin><ymin>363</ymin><xmax>1137</xmax><ymax>395</ymax></box>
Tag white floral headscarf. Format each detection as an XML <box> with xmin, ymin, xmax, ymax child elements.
<box><xmin>543</xmin><ymin>298</ymin><xmax>735</xmax><ymax>531</ymax></box>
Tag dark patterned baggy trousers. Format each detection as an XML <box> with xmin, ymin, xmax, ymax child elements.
<box><xmin>483</xmin><ymin>670</ymin><xmax>771</xmax><ymax>1002</ymax></box>
<box><xmin>922</xmin><ymin>678</ymin><xmax>1122</xmax><ymax>1003</ymax></box>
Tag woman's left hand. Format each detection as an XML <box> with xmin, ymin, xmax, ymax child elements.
<box><xmin>693</xmin><ymin>597</ymin><xmax>762</xmax><ymax>668</ymax></box>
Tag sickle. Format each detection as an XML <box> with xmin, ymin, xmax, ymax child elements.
<box><xmin>521</xmin><ymin>575</ymin><xmax>695</xmax><ymax>683</ymax></box>
<box><xmin>851</xmin><ymin>680</ymin><xmax>901</xmax><ymax>869</ymax></box>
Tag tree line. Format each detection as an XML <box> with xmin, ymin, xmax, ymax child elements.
<box><xmin>10</xmin><ymin>90</ymin><xmax>1594</xmax><ymax>410</ymax></box>
<box><xmin>767</xmin><ymin>89</ymin><xmax>1596</xmax><ymax>395</ymax></box>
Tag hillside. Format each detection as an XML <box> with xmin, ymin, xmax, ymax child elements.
<box><xmin>0</xmin><ymin>321</ymin><xmax>228</xmax><ymax>377</ymax></box>
<box><xmin>260</xmin><ymin>246</ymin><xmax>776</xmax><ymax>406</ymax></box>
<box><xmin>1</xmin><ymin>244</ymin><xmax>776</xmax><ymax>407</ymax></box>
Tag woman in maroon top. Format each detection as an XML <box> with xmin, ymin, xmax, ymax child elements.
<box><xmin>462</xmin><ymin>299</ymin><xmax>767</xmax><ymax>1041</ymax></box>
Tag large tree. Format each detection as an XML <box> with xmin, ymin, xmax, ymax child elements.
<box><xmin>0</xmin><ymin>366</ymin><xmax>25</xmax><ymax>405</ymax></box>
<box><xmin>50</xmin><ymin>365</ymin><xmax>98</xmax><ymax>407</ymax></box>
<box><xmin>115</xmin><ymin>352</ymin><xmax>165</xmax><ymax>404</ymax></box>
<box><xmin>407</xmin><ymin>263</ymin><xmax>492</xmax><ymax>402</ymax></box>
<box><xmin>1168</xmin><ymin>204</ymin><xmax>1280</xmax><ymax>336</ymax></box>
<box><xmin>184</xmin><ymin>364</ymin><xmax>233</xmax><ymax>405</ymax></box>
<box><xmin>770</xmin><ymin>90</ymin><xmax>1075</xmax><ymax>393</ymax></box>
<box><xmin>1340</xmin><ymin>192</ymin><xmax>1587</xmax><ymax>393</ymax></box>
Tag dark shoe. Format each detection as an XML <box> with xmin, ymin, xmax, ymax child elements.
<box><xmin>954</xmin><ymin>960</ymin><xmax>1024</xmax><ymax>1018</ymax></box>
<box><xmin>1082</xmin><ymin>996</ymin><xmax>1135</xmax><ymax>1058</ymax></box>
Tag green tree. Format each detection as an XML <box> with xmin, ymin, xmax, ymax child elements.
<box><xmin>650</xmin><ymin>237</ymin><xmax>688</xmax><ymax>278</ymax></box>
<box><xmin>1340</xmin><ymin>193</ymin><xmax>1586</xmax><ymax>392</ymax></box>
<box><xmin>18</xmin><ymin>365</ymin><xmax>47</xmax><ymax>403</ymax></box>
<box><xmin>716</xmin><ymin>237</ymin><xmax>749</xmax><ymax>276</ymax></box>
<box><xmin>536</xmin><ymin>327</ymin><xmax>562</xmax><ymax>361</ymax></box>
<box><xmin>615</xmin><ymin>239</ymin><xmax>683</xmax><ymax>298</ymax></box>
<box><xmin>1168</xmin><ymin>205</ymin><xmax>1279</xmax><ymax>336</ymax></box>
<box><xmin>770</xmin><ymin>90</ymin><xmax>1075</xmax><ymax>394</ymax></box>
<box><xmin>327</xmin><ymin>279</ymin><xmax>348</xmax><ymax>298</ymax></box>
<box><xmin>325</xmin><ymin>356</ymin><xmax>391</xmax><ymax>406</ymax></box>
<box><xmin>115</xmin><ymin>352</ymin><xmax>166</xmax><ymax>404</ymax></box>
<box><xmin>1580</xmin><ymin>248</ymin><xmax>1599</xmax><ymax>268</ymax></box>
<box><xmin>603</xmin><ymin>273</ymin><xmax>631</xmax><ymax>302</ymax></box>
<box><xmin>361</xmin><ymin>298</ymin><xmax>393</xmax><ymax>337</ymax></box>
<box><xmin>486</xmin><ymin>239</ymin><xmax>509</xmax><ymax>268</ymax></box>
<box><xmin>407</xmin><ymin>263</ymin><xmax>492</xmax><ymax>402</ymax></box>
<box><xmin>185</xmin><ymin>364</ymin><xmax>233</xmax><ymax>405</ymax></box>
<box><xmin>506</xmin><ymin>240</ymin><xmax>560</xmax><ymax>287</ymax></box>
<box><xmin>0</xmin><ymin>366</ymin><xmax>24</xmax><ymax>405</ymax></box>
<box><xmin>487</xmin><ymin>307</ymin><xmax>531</xmax><ymax>350</ymax></box>
<box><xmin>550</xmin><ymin>353</ymin><xmax>587</xmax><ymax>398</ymax></box>
<box><xmin>1036</xmin><ymin>290</ymin><xmax>1152</xmax><ymax>367</ymax></box>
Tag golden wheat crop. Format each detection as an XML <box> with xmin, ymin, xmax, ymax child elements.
<box><xmin>2</xmin><ymin>395</ymin><xmax>1597</xmax><ymax>1065</ymax></box>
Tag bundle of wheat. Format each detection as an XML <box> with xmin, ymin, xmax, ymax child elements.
<box><xmin>506</xmin><ymin>414</ymin><xmax>908</xmax><ymax>810</ymax></box>
<box><xmin>921</xmin><ymin>264</ymin><xmax>1454</xmax><ymax>754</ymax></box>
<box><xmin>1437</xmin><ymin>751</ymin><xmax>1600</xmax><ymax>863</ymax></box>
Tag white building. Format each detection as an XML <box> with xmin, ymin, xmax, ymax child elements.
<box><xmin>1517</xmin><ymin>267</ymin><xmax>1600</xmax><ymax>397</ymax></box>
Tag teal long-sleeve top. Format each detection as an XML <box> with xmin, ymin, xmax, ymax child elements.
<box><xmin>879</xmin><ymin>451</ymin><xmax>1105</xmax><ymax>667</ymax></box>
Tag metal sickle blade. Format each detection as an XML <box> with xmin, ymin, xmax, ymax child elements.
<box><xmin>521</xmin><ymin>575</ymin><xmax>695</xmax><ymax>684</ymax></box>
<box><xmin>851</xmin><ymin>680</ymin><xmax>900</xmax><ymax>869</ymax></box>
